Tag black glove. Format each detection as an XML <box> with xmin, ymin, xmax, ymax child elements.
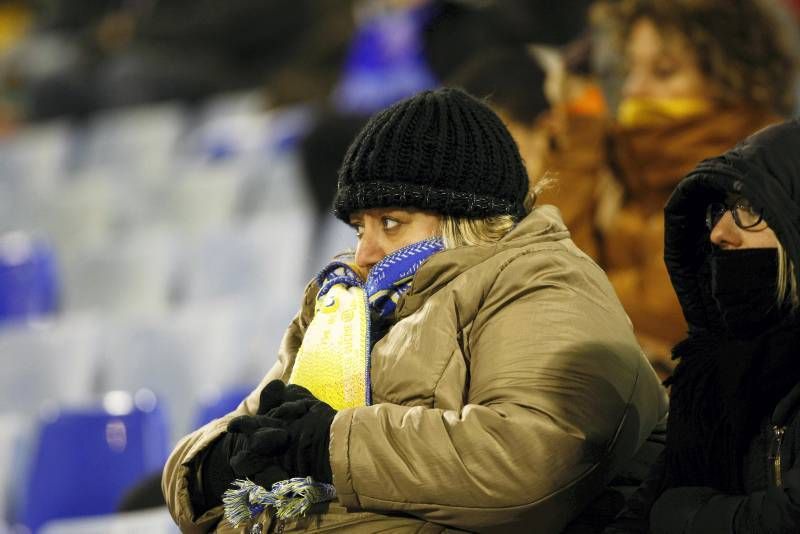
<box><xmin>253</xmin><ymin>380</ymin><xmax>317</xmax><ymax>414</ymax></box>
<box><xmin>191</xmin><ymin>380</ymin><xmax>296</xmax><ymax>514</ymax></box>
<box><xmin>259</xmin><ymin>387</ymin><xmax>337</xmax><ymax>484</ymax></box>
<box><xmin>225</xmin><ymin>420</ymin><xmax>290</xmax><ymax>485</ymax></box>
<box><xmin>225</xmin><ymin>381</ymin><xmax>318</xmax><ymax>485</ymax></box>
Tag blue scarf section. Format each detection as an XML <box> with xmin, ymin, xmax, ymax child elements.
<box><xmin>317</xmin><ymin>236</ymin><xmax>444</xmax><ymax>345</ymax></box>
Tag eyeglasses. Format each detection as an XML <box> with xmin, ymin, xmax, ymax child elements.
<box><xmin>705</xmin><ymin>198</ymin><xmax>764</xmax><ymax>231</ymax></box>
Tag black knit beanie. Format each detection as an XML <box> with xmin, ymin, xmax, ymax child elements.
<box><xmin>333</xmin><ymin>87</ymin><xmax>529</xmax><ymax>222</ymax></box>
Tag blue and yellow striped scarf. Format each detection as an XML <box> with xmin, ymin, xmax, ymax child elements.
<box><xmin>224</xmin><ymin>238</ymin><xmax>444</xmax><ymax>524</ymax></box>
<box><xmin>289</xmin><ymin>237</ymin><xmax>444</xmax><ymax>409</ymax></box>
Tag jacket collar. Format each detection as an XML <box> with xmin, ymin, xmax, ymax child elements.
<box><xmin>397</xmin><ymin>205</ymin><xmax>570</xmax><ymax>317</ymax></box>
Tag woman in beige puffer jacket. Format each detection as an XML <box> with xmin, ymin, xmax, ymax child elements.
<box><xmin>163</xmin><ymin>88</ymin><xmax>667</xmax><ymax>534</ymax></box>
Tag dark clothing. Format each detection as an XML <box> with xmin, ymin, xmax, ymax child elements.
<box><xmin>608</xmin><ymin>381</ymin><xmax>800</xmax><ymax>533</ymax></box>
<box><xmin>607</xmin><ymin>119</ymin><xmax>800</xmax><ymax>532</ymax></box>
<box><xmin>32</xmin><ymin>0</ymin><xmax>123</xmax><ymax>31</ymax></box>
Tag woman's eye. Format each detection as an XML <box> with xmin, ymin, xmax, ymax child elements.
<box><xmin>383</xmin><ymin>218</ymin><xmax>399</xmax><ymax>230</ymax></box>
<box><xmin>653</xmin><ymin>65</ymin><xmax>677</xmax><ymax>80</ymax></box>
<box><xmin>652</xmin><ymin>58</ymin><xmax>678</xmax><ymax>80</ymax></box>
<box><xmin>732</xmin><ymin>198</ymin><xmax>755</xmax><ymax>214</ymax></box>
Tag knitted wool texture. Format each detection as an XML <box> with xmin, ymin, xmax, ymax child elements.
<box><xmin>334</xmin><ymin>88</ymin><xmax>529</xmax><ymax>222</ymax></box>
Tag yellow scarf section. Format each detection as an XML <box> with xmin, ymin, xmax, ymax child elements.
<box><xmin>288</xmin><ymin>281</ymin><xmax>370</xmax><ymax>410</ymax></box>
<box><xmin>616</xmin><ymin>97</ymin><xmax>713</xmax><ymax>128</ymax></box>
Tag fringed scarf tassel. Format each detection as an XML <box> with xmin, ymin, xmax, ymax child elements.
<box><xmin>223</xmin><ymin>478</ymin><xmax>337</xmax><ymax>526</ymax></box>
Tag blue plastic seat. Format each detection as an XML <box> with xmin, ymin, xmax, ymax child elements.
<box><xmin>0</xmin><ymin>232</ymin><xmax>60</xmax><ymax>326</ymax></box>
<box><xmin>20</xmin><ymin>393</ymin><xmax>169</xmax><ymax>532</ymax></box>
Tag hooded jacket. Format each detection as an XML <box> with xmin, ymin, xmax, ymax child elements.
<box><xmin>607</xmin><ymin>119</ymin><xmax>800</xmax><ymax>533</ymax></box>
<box><xmin>163</xmin><ymin>205</ymin><xmax>667</xmax><ymax>533</ymax></box>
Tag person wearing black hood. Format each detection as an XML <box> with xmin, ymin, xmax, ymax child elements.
<box><xmin>606</xmin><ymin>118</ymin><xmax>800</xmax><ymax>533</ymax></box>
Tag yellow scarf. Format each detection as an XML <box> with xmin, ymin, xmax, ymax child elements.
<box><xmin>610</xmin><ymin>103</ymin><xmax>780</xmax><ymax>197</ymax></box>
<box><xmin>616</xmin><ymin>97</ymin><xmax>714</xmax><ymax>128</ymax></box>
<box><xmin>289</xmin><ymin>271</ymin><xmax>370</xmax><ymax>410</ymax></box>
<box><xmin>289</xmin><ymin>238</ymin><xmax>444</xmax><ymax>410</ymax></box>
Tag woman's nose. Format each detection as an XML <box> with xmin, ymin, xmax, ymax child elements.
<box><xmin>622</xmin><ymin>70</ymin><xmax>649</xmax><ymax>99</ymax></box>
<box><xmin>354</xmin><ymin>231</ymin><xmax>384</xmax><ymax>272</ymax></box>
<box><xmin>710</xmin><ymin>211</ymin><xmax>742</xmax><ymax>248</ymax></box>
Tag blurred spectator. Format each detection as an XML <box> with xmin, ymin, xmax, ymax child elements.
<box><xmin>448</xmin><ymin>46</ymin><xmax>549</xmax><ymax>143</ymax></box>
<box><xmin>447</xmin><ymin>47</ymin><xmax>557</xmax><ymax>243</ymax></box>
<box><xmin>436</xmin><ymin>8</ymin><xmax>605</xmax><ymax>258</ymax></box>
<box><xmin>0</xmin><ymin>0</ymin><xmax>31</xmax><ymax>132</ymax></box>
<box><xmin>299</xmin><ymin>109</ymin><xmax>368</xmax><ymax>224</ymax></box>
<box><xmin>422</xmin><ymin>0</ymin><xmax>592</xmax><ymax>82</ymax></box>
<box><xmin>784</xmin><ymin>0</ymin><xmax>800</xmax><ymax>21</ymax></box>
<box><xmin>535</xmin><ymin>0</ymin><xmax>800</xmax><ymax>376</ymax></box>
<box><xmin>528</xmin><ymin>33</ymin><xmax>610</xmax><ymax>259</ymax></box>
<box><xmin>0</xmin><ymin>1</ymin><xmax>30</xmax><ymax>60</ymax></box>
<box><xmin>5</xmin><ymin>0</ymin><xmax>356</xmax><ymax>120</ymax></box>
<box><xmin>32</xmin><ymin>0</ymin><xmax>124</xmax><ymax>31</ymax></box>
<box><xmin>5</xmin><ymin>0</ymin><xmax>134</xmax><ymax>120</ymax></box>
<box><xmin>332</xmin><ymin>1</ymin><xmax>438</xmax><ymax>115</ymax></box>
<box><xmin>208</xmin><ymin>0</ymin><xmax>356</xmax><ymax>109</ymax></box>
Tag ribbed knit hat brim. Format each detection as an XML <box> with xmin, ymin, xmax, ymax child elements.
<box><xmin>334</xmin><ymin>88</ymin><xmax>529</xmax><ymax>221</ymax></box>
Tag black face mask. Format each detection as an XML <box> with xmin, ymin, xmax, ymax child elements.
<box><xmin>710</xmin><ymin>248</ymin><xmax>786</xmax><ymax>338</ymax></box>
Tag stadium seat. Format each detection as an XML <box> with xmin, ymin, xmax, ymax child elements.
<box><xmin>0</xmin><ymin>233</ymin><xmax>60</xmax><ymax>325</ymax></box>
<box><xmin>98</xmin><ymin>301</ymin><xmax>250</xmax><ymax>441</ymax></box>
<box><xmin>59</xmin><ymin>227</ymin><xmax>176</xmax><ymax>315</ymax></box>
<box><xmin>39</xmin><ymin>506</ymin><xmax>178</xmax><ymax>534</ymax></box>
<box><xmin>0</xmin><ymin>413</ymin><xmax>34</xmax><ymax>526</ymax></box>
<box><xmin>82</xmin><ymin>103</ymin><xmax>186</xmax><ymax>182</ymax></box>
<box><xmin>19</xmin><ymin>392</ymin><xmax>169</xmax><ymax>533</ymax></box>
<box><xmin>0</xmin><ymin>316</ymin><xmax>99</xmax><ymax>415</ymax></box>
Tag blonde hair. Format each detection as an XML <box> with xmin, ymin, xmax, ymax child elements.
<box><xmin>440</xmin><ymin>215</ymin><xmax>516</xmax><ymax>249</ymax></box>
<box><xmin>777</xmin><ymin>242</ymin><xmax>799</xmax><ymax>310</ymax></box>
<box><xmin>439</xmin><ymin>175</ymin><xmax>555</xmax><ymax>249</ymax></box>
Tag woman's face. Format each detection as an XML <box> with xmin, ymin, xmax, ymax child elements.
<box><xmin>709</xmin><ymin>197</ymin><xmax>778</xmax><ymax>249</ymax></box>
<box><xmin>349</xmin><ymin>207</ymin><xmax>441</xmax><ymax>272</ymax></box>
<box><xmin>622</xmin><ymin>17</ymin><xmax>714</xmax><ymax>101</ymax></box>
